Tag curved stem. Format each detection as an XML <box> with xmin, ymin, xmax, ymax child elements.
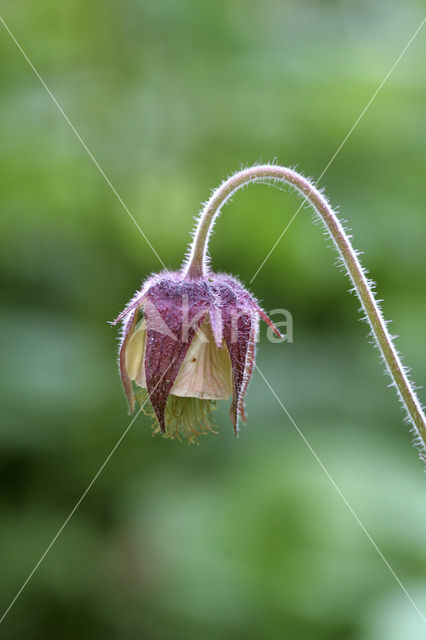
<box><xmin>182</xmin><ymin>164</ymin><xmax>426</xmax><ymax>455</ymax></box>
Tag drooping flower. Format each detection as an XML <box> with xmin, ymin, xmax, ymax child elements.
<box><xmin>112</xmin><ymin>270</ymin><xmax>281</xmax><ymax>442</ymax></box>
<box><xmin>111</xmin><ymin>163</ymin><xmax>426</xmax><ymax>458</ymax></box>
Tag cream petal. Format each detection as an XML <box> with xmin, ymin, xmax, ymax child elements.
<box><xmin>171</xmin><ymin>320</ymin><xmax>233</xmax><ymax>400</ymax></box>
<box><xmin>125</xmin><ymin>319</ymin><xmax>147</xmax><ymax>386</ymax></box>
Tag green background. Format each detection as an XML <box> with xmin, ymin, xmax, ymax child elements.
<box><xmin>1</xmin><ymin>1</ymin><xmax>425</xmax><ymax>638</ymax></box>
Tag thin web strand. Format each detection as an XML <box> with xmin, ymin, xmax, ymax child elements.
<box><xmin>0</xmin><ymin>356</ymin><xmax>176</xmax><ymax>625</ymax></box>
<box><xmin>250</xmin><ymin>17</ymin><xmax>425</xmax><ymax>284</ymax></box>
<box><xmin>256</xmin><ymin>364</ymin><xmax>426</xmax><ymax>625</ymax></box>
<box><xmin>0</xmin><ymin>15</ymin><xmax>167</xmax><ymax>271</ymax></box>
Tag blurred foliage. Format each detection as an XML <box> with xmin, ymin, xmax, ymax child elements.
<box><xmin>0</xmin><ymin>1</ymin><xmax>425</xmax><ymax>638</ymax></box>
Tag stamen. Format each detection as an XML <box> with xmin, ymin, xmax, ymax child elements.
<box><xmin>135</xmin><ymin>388</ymin><xmax>218</xmax><ymax>444</ymax></box>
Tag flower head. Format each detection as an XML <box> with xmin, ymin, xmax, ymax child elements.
<box><xmin>113</xmin><ymin>270</ymin><xmax>281</xmax><ymax>442</ymax></box>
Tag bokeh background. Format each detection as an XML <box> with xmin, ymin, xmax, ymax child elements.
<box><xmin>1</xmin><ymin>1</ymin><xmax>425</xmax><ymax>638</ymax></box>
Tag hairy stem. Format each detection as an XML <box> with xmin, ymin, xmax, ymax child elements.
<box><xmin>183</xmin><ymin>164</ymin><xmax>426</xmax><ymax>455</ymax></box>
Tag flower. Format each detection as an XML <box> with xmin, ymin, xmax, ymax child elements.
<box><xmin>110</xmin><ymin>164</ymin><xmax>426</xmax><ymax>456</ymax></box>
<box><xmin>112</xmin><ymin>270</ymin><xmax>281</xmax><ymax>442</ymax></box>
